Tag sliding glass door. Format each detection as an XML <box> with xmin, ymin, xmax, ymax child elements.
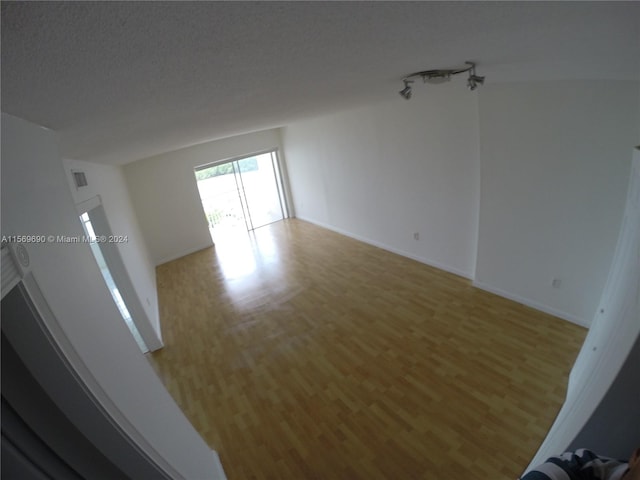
<box><xmin>235</xmin><ymin>153</ymin><xmax>285</xmax><ymax>230</ymax></box>
<box><xmin>195</xmin><ymin>150</ymin><xmax>287</xmax><ymax>240</ymax></box>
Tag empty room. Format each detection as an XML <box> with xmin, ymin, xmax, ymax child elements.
<box><xmin>1</xmin><ymin>2</ymin><xmax>639</xmax><ymax>479</ymax></box>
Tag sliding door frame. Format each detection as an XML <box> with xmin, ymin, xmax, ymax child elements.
<box><xmin>194</xmin><ymin>148</ymin><xmax>291</xmax><ymax>232</ymax></box>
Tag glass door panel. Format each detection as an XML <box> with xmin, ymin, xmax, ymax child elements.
<box><xmin>196</xmin><ymin>163</ymin><xmax>248</xmax><ymax>241</ymax></box>
<box><xmin>237</xmin><ymin>152</ymin><xmax>284</xmax><ymax>230</ymax></box>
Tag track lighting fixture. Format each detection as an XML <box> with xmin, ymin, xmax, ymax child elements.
<box><xmin>399</xmin><ymin>61</ymin><xmax>485</xmax><ymax>99</ymax></box>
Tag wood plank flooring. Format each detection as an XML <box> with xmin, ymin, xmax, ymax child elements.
<box><xmin>149</xmin><ymin>219</ymin><xmax>586</xmax><ymax>480</ymax></box>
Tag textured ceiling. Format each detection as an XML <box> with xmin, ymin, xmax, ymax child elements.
<box><xmin>2</xmin><ymin>1</ymin><xmax>639</xmax><ymax>165</ymax></box>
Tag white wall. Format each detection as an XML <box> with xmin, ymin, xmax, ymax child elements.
<box><xmin>527</xmin><ymin>148</ymin><xmax>640</xmax><ymax>472</ymax></box>
<box><xmin>123</xmin><ymin>129</ymin><xmax>284</xmax><ymax>265</ymax></box>
<box><xmin>62</xmin><ymin>158</ymin><xmax>162</xmax><ymax>342</ymax></box>
<box><xmin>475</xmin><ymin>81</ymin><xmax>639</xmax><ymax>326</ymax></box>
<box><xmin>1</xmin><ymin>113</ymin><xmax>225</xmax><ymax>479</ymax></box>
<box><xmin>281</xmin><ymin>83</ymin><xmax>481</xmax><ymax>278</ymax></box>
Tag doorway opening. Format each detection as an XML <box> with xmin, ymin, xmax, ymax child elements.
<box><xmin>195</xmin><ymin>150</ymin><xmax>288</xmax><ymax>244</ymax></box>
<box><xmin>79</xmin><ymin>212</ymin><xmax>148</xmax><ymax>353</ymax></box>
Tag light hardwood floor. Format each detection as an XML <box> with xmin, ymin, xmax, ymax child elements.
<box><xmin>149</xmin><ymin>219</ymin><xmax>586</xmax><ymax>480</ymax></box>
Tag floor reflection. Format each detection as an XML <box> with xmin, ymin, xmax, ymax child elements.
<box><xmin>213</xmin><ymin>226</ymin><xmax>258</xmax><ymax>279</ymax></box>
<box><xmin>212</xmin><ymin>221</ymin><xmax>289</xmax><ymax>312</ymax></box>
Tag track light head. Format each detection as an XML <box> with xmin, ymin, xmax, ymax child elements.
<box><xmin>399</xmin><ymin>80</ymin><xmax>413</xmax><ymax>100</ymax></box>
<box><xmin>467</xmin><ymin>71</ymin><xmax>484</xmax><ymax>91</ymax></box>
<box><xmin>467</xmin><ymin>74</ymin><xmax>485</xmax><ymax>91</ymax></box>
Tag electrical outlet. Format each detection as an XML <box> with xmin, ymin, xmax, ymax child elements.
<box><xmin>413</xmin><ymin>232</ymin><xmax>420</xmax><ymax>241</ymax></box>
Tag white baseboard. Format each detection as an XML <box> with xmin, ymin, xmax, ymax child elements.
<box><xmin>472</xmin><ymin>280</ymin><xmax>590</xmax><ymax>328</ymax></box>
<box><xmin>294</xmin><ymin>215</ymin><xmax>473</xmax><ymax>280</ymax></box>
<box><xmin>155</xmin><ymin>241</ymin><xmax>213</xmax><ymax>266</ymax></box>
